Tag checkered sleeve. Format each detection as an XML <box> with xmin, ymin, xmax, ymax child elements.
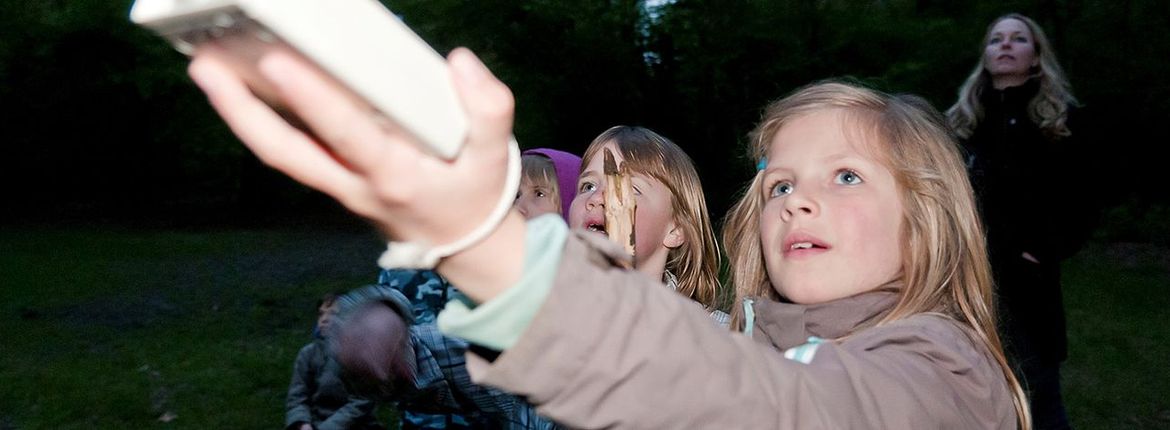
<box><xmin>342</xmin><ymin>274</ymin><xmax>560</xmax><ymax>428</ymax></box>
<box><xmin>406</xmin><ymin>322</ymin><xmax>561</xmax><ymax>429</ymax></box>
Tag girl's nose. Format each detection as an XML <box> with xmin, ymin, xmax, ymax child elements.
<box><xmin>585</xmin><ymin>184</ymin><xmax>606</xmax><ymax>209</ymax></box>
<box><xmin>780</xmin><ymin>189</ymin><xmax>819</xmax><ymax>222</ymax></box>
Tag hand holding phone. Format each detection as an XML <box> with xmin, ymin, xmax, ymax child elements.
<box><xmin>188</xmin><ymin>44</ymin><xmax>527</xmax><ymax>301</ymax></box>
<box><xmin>131</xmin><ymin>0</ymin><xmax>468</xmax><ymax>159</ymax></box>
<box><xmin>141</xmin><ymin>0</ymin><xmax>529</xmax><ymax>300</ymax></box>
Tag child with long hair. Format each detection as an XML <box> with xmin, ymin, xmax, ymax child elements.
<box><xmin>720</xmin><ymin>81</ymin><xmax>1029</xmax><ymax>428</ymax></box>
<box><xmin>570</xmin><ymin>125</ymin><xmax>725</xmax><ymax>323</ymax></box>
<box><xmin>190</xmin><ymin>48</ymin><xmax>1026</xmax><ymax>428</ymax></box>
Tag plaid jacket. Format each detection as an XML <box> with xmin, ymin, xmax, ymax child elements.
<box><xmin>335</xmin><ymin>271</ymin><xmax>558</xmax><ymax>429</ymax></box>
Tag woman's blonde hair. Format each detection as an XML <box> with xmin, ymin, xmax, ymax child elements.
<box><xmin>723</xmin><ymin>82</ymin><xmax>1030</xmax><ymax>429</ymax></box>
<box><xmin>947</xmin><ymin>13</ymin><xmax>1077</xmax><ymax>140</ymax></box>
<box><xmin>583</xmin><ymin>126</ymin><xmax>722</xmax><ymax>310</ymax></box>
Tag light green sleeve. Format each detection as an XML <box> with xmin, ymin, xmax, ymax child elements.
<box><xmin>437</xmin><ymin>214</ymin><xmax>568</xmax><ymax>350</ymax></box>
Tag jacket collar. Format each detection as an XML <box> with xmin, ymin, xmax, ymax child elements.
<box><xmin>981</xmin><ymin>77</ymin><xmax>1040</xmax><ymax>106</ymax></box>
<box><xmin>750</xmin><ymin>287</ymin><xmax>900</xmax><ymax>350</ymax></box>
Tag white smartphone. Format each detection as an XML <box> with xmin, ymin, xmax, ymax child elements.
<box><xmin>131</xmin><ymin>0</ymin><xmax>468</xmax><ymax>159</ymax></box>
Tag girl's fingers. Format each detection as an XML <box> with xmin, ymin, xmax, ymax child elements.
<box><xmin>189</xmin><ymin>45</ymin><xmax>519</xmax><ymax>244</ymax></box>
<box><xmin>448</xmin><ymin>48</ymin><xmax>515</xmax><ymax>150</ymax></box>
<box><xmin>256</xmin><ymin>50</ymin><xmax>399</xmax><ymax>174</ymax></box>
<box><xmin>188</xmin><ymin>51</ymin><xmax>367</xmax><ymax>209</ymax></box>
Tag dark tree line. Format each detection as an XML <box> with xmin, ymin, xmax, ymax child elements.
<box><xmin>2</xmin><ymin>0</ymin><xmax>1166</xmax><ymax>232</ymax></box>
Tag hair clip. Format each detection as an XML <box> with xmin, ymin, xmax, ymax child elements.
<box><xmin>756</xmin><ymin>157</ymin><xmax>768</xmax><ymax>171</ymax></box>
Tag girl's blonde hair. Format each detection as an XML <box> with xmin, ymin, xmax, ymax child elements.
<box><xmin>947</xmin><ymin>13</ymin><xmax>1077</xmax><ymax>140</ymax></box>
<box><xmin>584</xmin><ymin>126</ymin><xmax>722</xmax><ymax>310</ymax></box>
<box><xmin>723</xmin><ymin>82</ymin><xmax>1030</xmax><ymax>429</ymax></box>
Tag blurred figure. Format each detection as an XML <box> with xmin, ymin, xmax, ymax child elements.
<box><xmin>947</xmin><ymin>13</ymin><xmax>1100</xmax><ymax>430</ymax></box>
<box><xmin>347</xmin><ymin>271</ymin><xmax>510</xmax><ymax>429</ymax></box>
<box><xmin>285</xmin><ymin>293</ymin><xmax>384</xmax><ymax>430</ymax></box>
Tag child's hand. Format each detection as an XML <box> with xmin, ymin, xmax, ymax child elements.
<box><xmin>187</xmin><ymin>47</ymin><xmax>525</xmax><ymax>300</ymax></box>
<box><xmin>188</xmin><ymin>47</ymin><xmax>510</xmax><ymax>252</ymax></box>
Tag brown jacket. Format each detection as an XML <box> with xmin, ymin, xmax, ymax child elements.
<box><xmin>467</xmin><ymin>232</ymin><xmax>1017</xmax><ymax>429</ymax></box>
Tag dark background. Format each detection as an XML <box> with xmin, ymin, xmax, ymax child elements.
<box><xmin>1</xmin><ymin>0</ymin><xmax>1166</xmax><ymax>238</ymax></box>
<box><xmin>1</xmin><ymin>2</ymin><xmax>1168</xmax><ymax>428</ymax></box>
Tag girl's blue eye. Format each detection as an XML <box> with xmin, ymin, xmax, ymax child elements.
<box><xmin>579</xmin><ymin>182</ymin><xmax>596</xmax><ymax>193</ymax></box>
<box><xmin>835</xmin><ymin>170</ymin><xmax>863</xmax><ymax>185</ymax></box>
<box><xmin>769</xmin><ymin>181</ymin><xmax>793</xmax><ymax>198</ymax></box>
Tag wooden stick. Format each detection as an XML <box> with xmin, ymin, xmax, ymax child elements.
<box><xmin>603</xmin><ymin>148</ymin><xmax>637</xmax><ymax>264</ymax></box>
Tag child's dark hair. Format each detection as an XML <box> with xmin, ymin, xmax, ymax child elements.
<box><xmin>317</xmin><ymin>291</ymin><xmax>343</xmax><ymax>310</ymax></box>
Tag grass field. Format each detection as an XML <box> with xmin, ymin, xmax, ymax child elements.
<box><xmin>0</xmin><ymin>227</ymin><xmax>391</xmax><ymax>429</ymax></box>
<box><xmin>1061</xmin><ymin>241</ymin><xmax>1170</xmax><ymax>429</ymax></box>
<box><xmin>1</xmin><ymin>226</ymin><xmax>1167</xmax><ymax>429</ymax></box>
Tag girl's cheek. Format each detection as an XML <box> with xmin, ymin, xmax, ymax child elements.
<box><xmin>760</xmin><ymin>199</ymin><xmax>782</xmax><ymax>218</ymax></box>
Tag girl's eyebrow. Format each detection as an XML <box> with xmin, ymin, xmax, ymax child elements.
<box><xmin>991</xmin><ymin>30</ymin><xmax>1026</xmax><ymax>38</ymax></box>
<box><xmin>762</xmin><ymin>153</ymin><xmax>874</xmax><ymax>174</ymax></box>
<box><xmin>579</xmin><ymin>168</ymin><xmax>657</xmax><ymax>192</ymax></box>
<box><xmin>758</xmin><ymin>154</ymin><xmax>879</xmax><ymax>177</ymax></box>
<box><xmin>822</xmin><ymin>152</ymin><xmax>866</xmax><ymax>164</ymax></box>
<box><xmin>630</xmin><ymin>176</ymin><xmax>656</xmax><ymax>190</ymax></box>
<box><xmin>761</xmin><ymin>165</ymin><xmax>793</xmax><ymax>176</ymax></box>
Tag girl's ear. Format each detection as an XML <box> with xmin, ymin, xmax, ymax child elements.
<box><xmin>663</xmin><ymin>222</ymin><xmax>685</xmax><ymax>249</ymax></box>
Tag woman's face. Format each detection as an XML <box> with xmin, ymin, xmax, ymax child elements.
<box><xmin>568</xmin><ymin>141</ymin><xmax>682</xmax><ymax>278</ymax></box>
<box><xmin>983</xmin><ymin>18</ymin><xmax>1039</xmax><ymax>89</ymax></box>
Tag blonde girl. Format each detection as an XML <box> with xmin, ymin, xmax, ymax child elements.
<box><xmin>725</xmin><ymin>81</ymin><xmax>1031</xmax><ymax>429</ymax></box>
<box><xmin>570</xmin><ymin>126</ymin><xmax>724</xmax><ymax>319</ymax></box>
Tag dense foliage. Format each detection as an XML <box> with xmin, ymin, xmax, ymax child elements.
<box><xmin>2</xmin><ymin>0</ymin><xmax>1166</xmax><ymax>226</ymax></box>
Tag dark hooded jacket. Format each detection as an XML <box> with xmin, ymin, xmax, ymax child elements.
<box><xmin>962</xmin><ymin>78</ymin><xmax>1100</xmax><ymax>363</ymax></box>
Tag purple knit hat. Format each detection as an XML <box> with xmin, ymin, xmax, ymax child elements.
<box><xmin>522</xmin><ymin>148</ymin><xmax>582</xmax><ymax>220</ymax></box>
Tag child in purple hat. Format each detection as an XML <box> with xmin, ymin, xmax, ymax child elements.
<box><xmin>515</xmin><ymin>148</ymin><xmax>581</xmax><ymax>221</ymax></box>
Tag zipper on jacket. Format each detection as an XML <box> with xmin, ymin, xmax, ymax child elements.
<box><xmin>742</xmin><ymin>298</ymin><xmax>756</xmax><ymax>337</ymax></box>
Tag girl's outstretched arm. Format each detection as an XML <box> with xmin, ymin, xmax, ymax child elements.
<box><xmin>449</xmin><ymin>227</ymin><xmax>1018</xmax><ymax>429</ymax></box>
<box><xmin>188</xmin><ymin>47</ymin><xmax>524</xmax><ymax>302</ymax></box>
